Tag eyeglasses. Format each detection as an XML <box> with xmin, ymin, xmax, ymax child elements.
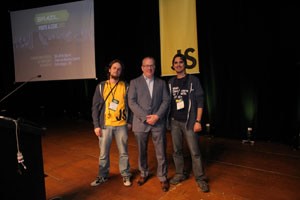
<box><xmin>143</xmin><ymin>65</ymin><xmax>155</xmax><ymax>68</ymax></box>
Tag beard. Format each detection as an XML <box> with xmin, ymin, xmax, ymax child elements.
<box><xmin>110</xmin><ymin>74</ymin><xmax>119</xmax><ymax>80</ymax></box>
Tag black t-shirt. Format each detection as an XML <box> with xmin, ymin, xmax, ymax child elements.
<box><xmin>170</xmin><ymin>75</ymin><xmax>189</xmax><ymax>122</ymax></box>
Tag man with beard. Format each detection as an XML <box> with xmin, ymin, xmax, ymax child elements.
<box><xmin>91</xmin><ymin>59</ymin><xmax>132</xmax><ymax>187</ymax></box>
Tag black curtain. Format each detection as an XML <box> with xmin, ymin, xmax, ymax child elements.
<box><xmin>1</xmin><ymin>0</ymin><xmax>299</xmax><ymax>145</ymax></box>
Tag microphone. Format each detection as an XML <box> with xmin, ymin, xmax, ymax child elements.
<box><xmin>0</xmin><ymin>75</ymin><xmax>42</xmax><ymax>104</ymax></box>
<box><xmin>0</xmin><ymin>115</ymin><xmax>16</xmax><ymax>121</ymax></box>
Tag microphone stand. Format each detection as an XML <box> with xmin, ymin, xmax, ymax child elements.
<box><xmin>0</xmin><ymin>75</ymin><xmax>41</xmax><ymax>104</ymax></box>
<box><xmin>0</xmin><ymin>116</ymin><xmax>27</xmax><ymax>172</ymax></box>
<box><xmin>0</xmin><ymin>75</ymin><xmax>41</xmax><ymax>172</ymax></box>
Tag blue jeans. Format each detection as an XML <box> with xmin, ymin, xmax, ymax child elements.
<box><xmin>98</xmin><ymin>125</ymin><xmax>131</xmax><ymax>178</ymax></box>
<box><xmin>170</xmin><ymin>119</ymin><xmax>206</xmax><ymax>181</ymax></box>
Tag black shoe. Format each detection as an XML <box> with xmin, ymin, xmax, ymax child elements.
<box><xmin>161</xmin><ymin>180</ymin><xmax>169</xmax><ymax>192</ymax></box>
<box><xmin>197</xmin><ymin>180</ymin><xmax>209</xmax><ymax>192</ymax></box>
<box><xmin>90</xmin><ymin>177</ymin><xmax>108</xmax><ymax>187</ymax></box>
<box><xmin>169</xmin><ymin>174</ymin><xmax>188</xmax><ymax>185</ymax></box>
<box><xmin>137</xmin><ymin>176</ymin><xmax>149</xmax><ymax>186</ymax></box>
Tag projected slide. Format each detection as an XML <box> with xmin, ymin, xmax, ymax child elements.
<box><xmin>10</xmin><ymin>0</ymin><xmax>96</xmax><ymax>82</ymax></box>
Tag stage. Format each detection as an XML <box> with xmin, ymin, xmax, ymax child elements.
<box><xmin>36</xmin><ymin>117</ymin><xmax>300</xmax><ymax>200</ymax></box>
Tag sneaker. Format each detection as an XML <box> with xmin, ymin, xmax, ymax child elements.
<box><xmin>90</xmin><ymin>177</ymin><xmax>108</xmax><ymax>187</ymax></box>
<box><xmin>123</xmin><ymin>176</ymin><xmax>132</xmax><ymax>187</ymax></box>
<box><xmin>197</xmin><ymin>180</ymin><xmax>209</xmax><ymax>192</ymax></box>
<box><xmin>169</xmin><ymin>174</ymin><xmax>188</xmax><ymax>185</ymax></box>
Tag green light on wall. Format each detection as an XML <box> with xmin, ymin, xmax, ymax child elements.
<box><xmin>243</xmin><ymin>95</ymin><xmax>255</xmax><ymax>123</ymax></box>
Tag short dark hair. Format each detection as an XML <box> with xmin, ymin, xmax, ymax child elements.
<box><xmin>171</xmin><ymin>53</ymin><xmax>187</xmax><ymax>70</ymax></box>
<box><xmin>172</xmin><ymin>53</ymin><xmax>187</xmax><ymax>66</ymax></box>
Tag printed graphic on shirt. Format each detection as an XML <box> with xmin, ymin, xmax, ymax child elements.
<box><xmin>104</xmin><ymin>81</ymin><xmax>127</xmax><ymax>126</ymax></box>
<box><xmin>172</xmin><ymin>86</ymin><xmax>188</xmax><ymax>100</ymax></box>
<box><xmin>172</xmin><ymin>86</ymin><xmax>188</xmax><ymax>110</ymax></box>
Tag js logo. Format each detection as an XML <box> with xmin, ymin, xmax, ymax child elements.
<box><xmin>176</xmin><ymin>48</ymin><xmax>197</xmax><ymax>69</ymax></box>
<box><xmin>116</xmin><ymin>109</ymin><xmax>127</xmax><ymax>121</ymax></box>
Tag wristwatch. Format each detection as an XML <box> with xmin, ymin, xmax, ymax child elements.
<box><xmin>195</xmin><ymin>120</ymin><xmax>201</xmax><ymax>123</ymax></box>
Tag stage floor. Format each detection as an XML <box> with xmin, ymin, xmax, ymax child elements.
<box><xmin>41</xmin><ymin>118</ymin><xmax>300</xmax><ymax>200</ymax></box>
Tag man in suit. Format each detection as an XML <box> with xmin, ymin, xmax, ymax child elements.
<box><xmin>128</xmin><ymin>56</ymin><xmax>170</xmax><ymax>192</ymax></box>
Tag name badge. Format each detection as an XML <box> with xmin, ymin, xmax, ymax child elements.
<box><xmin>109</xmin><ymin>99</ymin><xmax>119</xmax><ymax>111</ymax></box>
<box><xmin>176</xmin><ymin>99</ymin><xmax>184</xmax><ymax>110</ymax></box>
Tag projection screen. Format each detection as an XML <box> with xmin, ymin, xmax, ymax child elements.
<box><xmin>10</xmin><ymin>0</ymin><xmax>96</xmax><ymax>82</ymax></box>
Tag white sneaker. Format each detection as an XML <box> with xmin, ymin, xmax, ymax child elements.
<box><xmin>123</xmin><ymin>176</ymin><xmax>132</xmax><ymax>187</ymax></box>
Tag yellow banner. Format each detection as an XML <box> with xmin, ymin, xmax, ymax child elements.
<box><xmin>159</xmin><ymin>0</ymin><xmax>199</xmax><ymax>76</ymax></box>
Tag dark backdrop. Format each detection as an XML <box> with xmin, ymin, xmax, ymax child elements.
<box><xmin>1</xmin><ymin>0</ymin><xmax>299</xmax><ymax>145</ymax></box>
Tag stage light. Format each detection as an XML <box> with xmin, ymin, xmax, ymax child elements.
<box><xmin>242</xmin><ymin>127</ymin><xmax>255</xmax><ymax>145</ymax></box>
<box><xmin>205</xmin><ymin>123</ymin><xmax>213</xmax><ymax>139</ymax></box>
<box><xmin>205</xmin><ymin>123</ymin><xmax>210</xmax><ymax>133</ymax></box>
